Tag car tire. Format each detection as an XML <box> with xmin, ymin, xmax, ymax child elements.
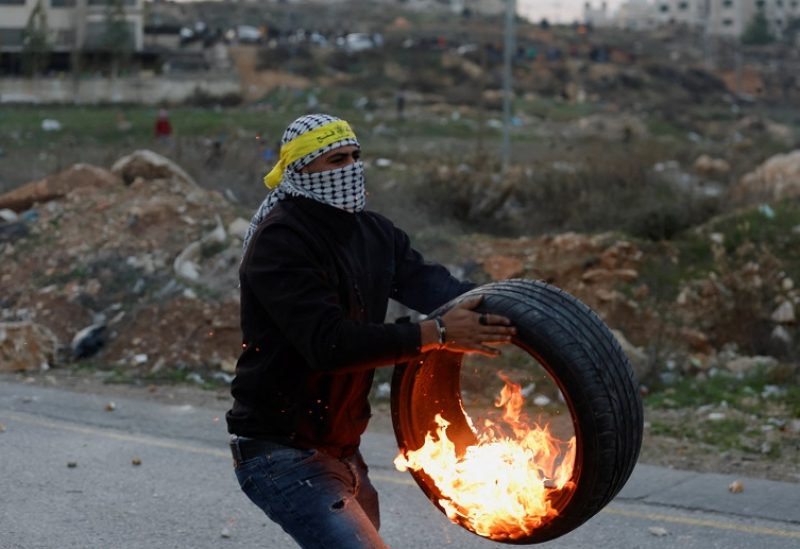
<box><xmin>391</xmin><ymin>279</ymin><xmax>643</xmax><ymax>544</ymax></box>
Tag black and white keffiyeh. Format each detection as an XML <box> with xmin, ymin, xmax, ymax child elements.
<box><xmin>242</xmin><ymin>114</ymin><xmax>363</xmax><ymax>253</ymax></box>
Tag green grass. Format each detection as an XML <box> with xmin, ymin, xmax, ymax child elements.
<box><xmin>0</xmin><ymin>101</ymin><xmax>505</xmax><ymax>151</ymax></box>
<box><xmin>635</xmin><ymin>200</ymin><xmax>800</xmax><ymax>301</ymax></box>
<box><xmin>646</xmin><ymin>118</ymin><xmax>688</xmax><ymax>140</ymax></box>
<box><xmin>518</xmin><ymin>97</ymin><xmax>599</xmax><ymax>122</ymax></box>
<box><xmin>649</xmin><ymin>417</ymin><xmax>756</xmax><ymax>451</ymax></box>
<box><xmin>646</xmin><ymin>367</ymin><xmax>800</xmax><ymax>418</ymax></box>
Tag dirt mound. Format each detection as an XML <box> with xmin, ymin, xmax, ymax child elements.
<box><xmin>0</xmin><ymin>151</ymin><xmax>245</xmax><ymax>374</ymax></box>
<box><xmin>0</xmin><ymin>164</ymin><xmax>121</xmax><ymax>213</ymax></box>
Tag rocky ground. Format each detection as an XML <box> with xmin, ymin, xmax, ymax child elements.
<box><xmin>2</xmin><ymin>144</ymin><xmax>799</xmax><ymax>489</ymax></box>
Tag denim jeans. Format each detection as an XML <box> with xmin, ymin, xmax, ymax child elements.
<box><xmin>233</xmin><ymin>440</ymin><xmax>388</xmax><ymax>549</ymax></box>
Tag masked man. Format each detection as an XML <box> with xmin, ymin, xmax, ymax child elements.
<box><xmin>227</xmin><ymin>113</ymin><xmax>515</xmax><ymax>548</ymax></box>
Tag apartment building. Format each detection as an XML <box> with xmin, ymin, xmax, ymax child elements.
<box><xmin>589</xmin><ymin>0</ymin><xmax>800</xmax><ymax>37</ymax></box>
<box><xmin>0</xmin><ymin>0</ymin><xmax>144</xmax><ymax>54</ymax></box>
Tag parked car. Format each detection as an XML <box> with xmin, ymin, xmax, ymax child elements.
<box><xmin>236</xmin><ymin>25</ymin><xmax>262</xmax><ymax>44</ymax></box>
<box><xmin>338</xmin><ymin>33</ymin><xmax>373</xmax><ymax>53</ymax></box>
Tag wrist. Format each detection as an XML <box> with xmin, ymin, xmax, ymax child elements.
<box><xmin>432</xmin><ymin>316</ymin><xmax>446</xmax><ymax>348</ymax></box>
<box><xmin>420</xmin><ymin>317</ymin><xmax>446</xmax><ymax>352</ymax></box>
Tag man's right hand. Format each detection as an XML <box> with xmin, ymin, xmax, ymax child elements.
<box><xmin>420</xmin><ymin>296</ymin><xmax>516</xmax><ymax>357</ymax></box>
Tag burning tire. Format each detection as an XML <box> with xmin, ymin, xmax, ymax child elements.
<box><xmin>391</xmin><ymin>279</ymin><xmax>643</xmax><ymax>544</ymax></box>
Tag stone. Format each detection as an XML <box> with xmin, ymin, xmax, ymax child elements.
<box><xmin>173</xmin><ymin>241</ymin><xmax>202</xmax><ymax>281</ymax></box>
<box><xmin>728</xmin><ymin>480</ymin><xmax>744</xmax><ymax>493</ymax></box>
<box><xmin>0</xmin><ymin>164</ymin><xmax>120</xmax><ymax>212</ymax></box>
<box><xmin>227</xmin><ymin>217</ymin><xmax>250</xmax><ymax>240</ymax></box>
<box><xmin>770</xmin><ymin>301</ymin><xmax>795</xmax><ymax>324</ymax></box>
<box><xmin>771</xmin><ymin>325</ymin><xmax>792</xmax><ymax>344</ymax></box>
<box><xmin>0</xmin><ymin>321</ymin><xmax>58</xmax><ymax>372</ymax></box>
<box><xmin>681</xmin><ymin>328</ymin><xmax>713</xmax><ymax>354</ymax></box>
<box><xmin>732</xmin><ymin>149</ymin><xmax>800</xmax><ymax>202</ymax></box>
<box><xmin>724</xmin><ymin>355</ymin><xmax>778</xmax><ymax>374</ymax></box>
<box><xmin>111</xmin><ymin>149</ymin><xmax>199</xmax><ymax>187</ymax></box>
<box><xmin>692</xmin><ymin>154</ymin><xmax>730</xmax><ymax>177</ymax></box>
<box><xmin>611</xmin><ymin>329</ymin><xmax>650</xmax><ymax>381</ymax></box>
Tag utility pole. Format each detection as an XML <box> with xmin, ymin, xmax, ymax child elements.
<box><xmin>502</xmin><ymin>0</ymin><xmax>515</xmax><ymax>174</ymax></box>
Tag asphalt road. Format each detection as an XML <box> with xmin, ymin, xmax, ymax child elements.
<box><xmin>1</xmin><ymin>381</ymin><xmax>798</xmax><ymax>549</ymax></box>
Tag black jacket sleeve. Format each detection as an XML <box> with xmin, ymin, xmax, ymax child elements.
<box><xmin>390</xmin><ymin>225</ymin><xmax>475</xmax><ymax>314</ymax></box>
<box><xmin>244</xmin><ymin>225</ymin><xmax>422</xmax><ymax>373</ymax></box>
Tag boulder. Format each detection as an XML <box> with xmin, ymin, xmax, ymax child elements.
<box><xmin>111</xmin><ymin>150</ymin><xmax>198</xmax><ymax>187</ymax></box>
<box><xmin>725</xmin><ymin>355</ymin><xmax>778</xmax><ymax>375</ymax></box>
<box><xmin>692</xmin><ymin>154</ymin><xmax>730</xmax><ymax>177</ymax></box>
<box><xmin>731</xmin><ymin>150</ymin><xmax>800</xmax><ymax>202</ymax></box>
<box><xmin>0</xmin><ymin>164</ymin><xmax>120</xmax><ymax>213</ymax></box>
<box><xmin>611</xmin><ymin>329</ymin><xmax>650</xmax><ymax>382</ymax></box>
<box><xmin>0</xmin><ymin>321</ymin><xmax>58</xmax><ymax>371</ymax></box>
<box><xmin>771</xmin><ymin>301</ymin><xmax>795</xmax><ymax>324</ymax></box>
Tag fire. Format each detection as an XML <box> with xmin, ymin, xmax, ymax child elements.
<box><xmin>394</xmin><ymin>375</ymin><xmax>576</xmax><ymax>541</ymax></box>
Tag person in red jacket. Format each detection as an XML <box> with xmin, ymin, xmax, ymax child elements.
<box><xmin>154</xmin><ymin>109</ymin><xmax>172</xmax><ymax>144</ymax></box>
<box><xmin>227</xmin><ymin>113</ymin><xmax>515</xmax><ymax>549</ymax></box>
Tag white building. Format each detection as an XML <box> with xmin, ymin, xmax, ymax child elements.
<box><xmin>615</xmin><ymin>0</ymin><xmax>661</xmax><ymax>29</ymax></box>
<box><xmin>0</xmin><ymin>0</ymin><xmax>144</xmax><ymax>54</ymax></box>
<box><xmin>593</xmin><ymin>0</ymin><xmax>800</xmax><ymax>37</ymax></box>
<box><xmin>584</xmin><ymin>1</ymin><xmax>615</xmax><ymax>26</ymax></box>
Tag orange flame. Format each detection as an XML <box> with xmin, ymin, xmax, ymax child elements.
<box><xmin>394</xmin><ymin>375</ymin><xmax>576</xmax><ymax>541</ymax></box>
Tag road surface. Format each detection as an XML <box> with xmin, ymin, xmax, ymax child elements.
<box><xmin>1</xmin><ymin>380</ymin><xmax>798</xmax><ymax>548</ymax></box>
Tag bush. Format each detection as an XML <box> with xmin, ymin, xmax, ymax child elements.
<box><xmin>410</xmin><ymin>144</ymin><xmax>720</xmax><ymax>239</ymax></box>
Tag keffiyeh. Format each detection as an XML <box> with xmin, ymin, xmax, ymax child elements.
<box><xmin>242</xmin><ymin>114</ymin><xmax>364</xmax><ymax>253</ymax></box>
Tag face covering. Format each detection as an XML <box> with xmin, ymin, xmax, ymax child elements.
<box><xmin>242</xmin><ymin>160</ymin><xmax>365</xmax><ymax>253</ymax></box>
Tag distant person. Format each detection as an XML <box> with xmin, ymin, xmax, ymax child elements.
<box><xmin>154</xmin><ymin>109</ymin><xmax>173</xmax><ymax>145</ymax></box>
<box><xmin>395</xmin><ymin>88</ymin><xmax>406</xmax><ymax>120</ymax></box>
<box><xmin>227</xmin><ymin>113</ymin><xmax>516</xmax><ymax>548</ymax></box>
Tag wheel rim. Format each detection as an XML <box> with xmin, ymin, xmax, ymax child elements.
<box><xmin>391</xmin><ymin>339</ymin><xmax>583</xmax><ymax>544</ymax></box>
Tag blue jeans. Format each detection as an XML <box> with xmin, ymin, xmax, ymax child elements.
<box><xmin>233</xmin><ymin>439</ymin><xmax>388</xmax><ymax>549</ymax></box>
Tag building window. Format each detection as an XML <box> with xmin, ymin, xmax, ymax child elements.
<box><xmin>722</xmin><ymin>0</ymin><xmax>734</xmax><ymax>8</ymax></box>
<box><xmin>755</xmin><ymin>0</ymin><xmax>765</xmax><ymax>7</ymax></box>
<box><xmin>51</xmin><ymin>0</ymin><xmax>77</xmax><ymax>7</ymax></box>
<box><xmin>660</xmin><ymin>4</ymin><xmax>669</xmax><ymax>12</ymax></box>
<box><xmin>0</xmin><ymin>0</ymin><xmax>27</xmax><ymax>5</ymax></box>
<box><xmin>54</xmin><ymin>29</ymin><xmax>76</xmax><ymax>47</ymax></box>
<box><xmin>0</xmin><ymin>28</ymin><xmax>25</xmax><ymax>46</ymax></box>
<box><xmin>776</xmin><ymin>0</ymin><xmax>783</xmax><ymax>6</ymax></box>
<box><xmin>84</xmin><ymin>20</ymin><xmax>136</xmax><ymax>49</ymax></box>
<box><xmin>678</xmin><ymin>1</ymin><xmax>688</xmax><ymax>9</ymax></box>
<box><xmin>722</xmin><ymin>18</ymin><xmax>734</xmax><ymax>26</ymax></box>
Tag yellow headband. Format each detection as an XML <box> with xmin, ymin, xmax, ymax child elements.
<box><xmin>263</xmin><ymin>120</ymin><xmax>358</xmax><ymax>189</ymax></box>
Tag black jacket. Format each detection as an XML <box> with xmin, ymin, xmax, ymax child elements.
<box><xmin>226</xmin><ymin>197</ymin><xmax>472</xmax><ymax>456</ymax></box>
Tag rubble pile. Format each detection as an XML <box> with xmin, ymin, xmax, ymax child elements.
<box><xmin>1</xmin><ymin>150</ymin><xmax>798</xmax><ymax>387</ymax></box>
<box><xmin>0</xmin><ymin>151</ymin><xmax>247</xmax><ymax>375</ymax></box>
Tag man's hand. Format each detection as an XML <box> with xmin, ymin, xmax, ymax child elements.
<box><xmin>420</xmin><ymin>296</ymin><xmax>516</xmax><ymax>356</ymax></box>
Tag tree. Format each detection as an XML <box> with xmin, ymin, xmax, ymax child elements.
<box><xmin>741</xmin><ymin>8</ymin><xmax>774</xmax><ymax>45</ymax></box>
<box><xmin>103</xmin><ymin>0</ymin><xmax>133</xmax><ymax>77</ymax></box>
<box><xmin>21</xmin><ymin>0</ymin><xmax>51</xmax><ymax>76</ymax></box>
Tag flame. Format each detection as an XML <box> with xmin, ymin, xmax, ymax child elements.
<box><xmin>394</xmin><ymin>374</ymin><xmax>576</xmax><ymax>541</ymax></box>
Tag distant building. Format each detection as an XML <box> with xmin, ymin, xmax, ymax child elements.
<box><xmin>0</xmin><ymin>0</ymin><xmax>144</xmax><ymax>55</ymax></box>
<box><xmin>588</xmin><ymin>0</ymin><xmax>800</xmax><ymax>37</ymax></box>
<box><xmin>584</xmin><ymin>2</ymin><xmax>614</xmax><ymax>27</ymax></box>
<box><xmin>614</xmin><ymin>0</ymin><xmax>661</xmax><ymax>29</ymax></box>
